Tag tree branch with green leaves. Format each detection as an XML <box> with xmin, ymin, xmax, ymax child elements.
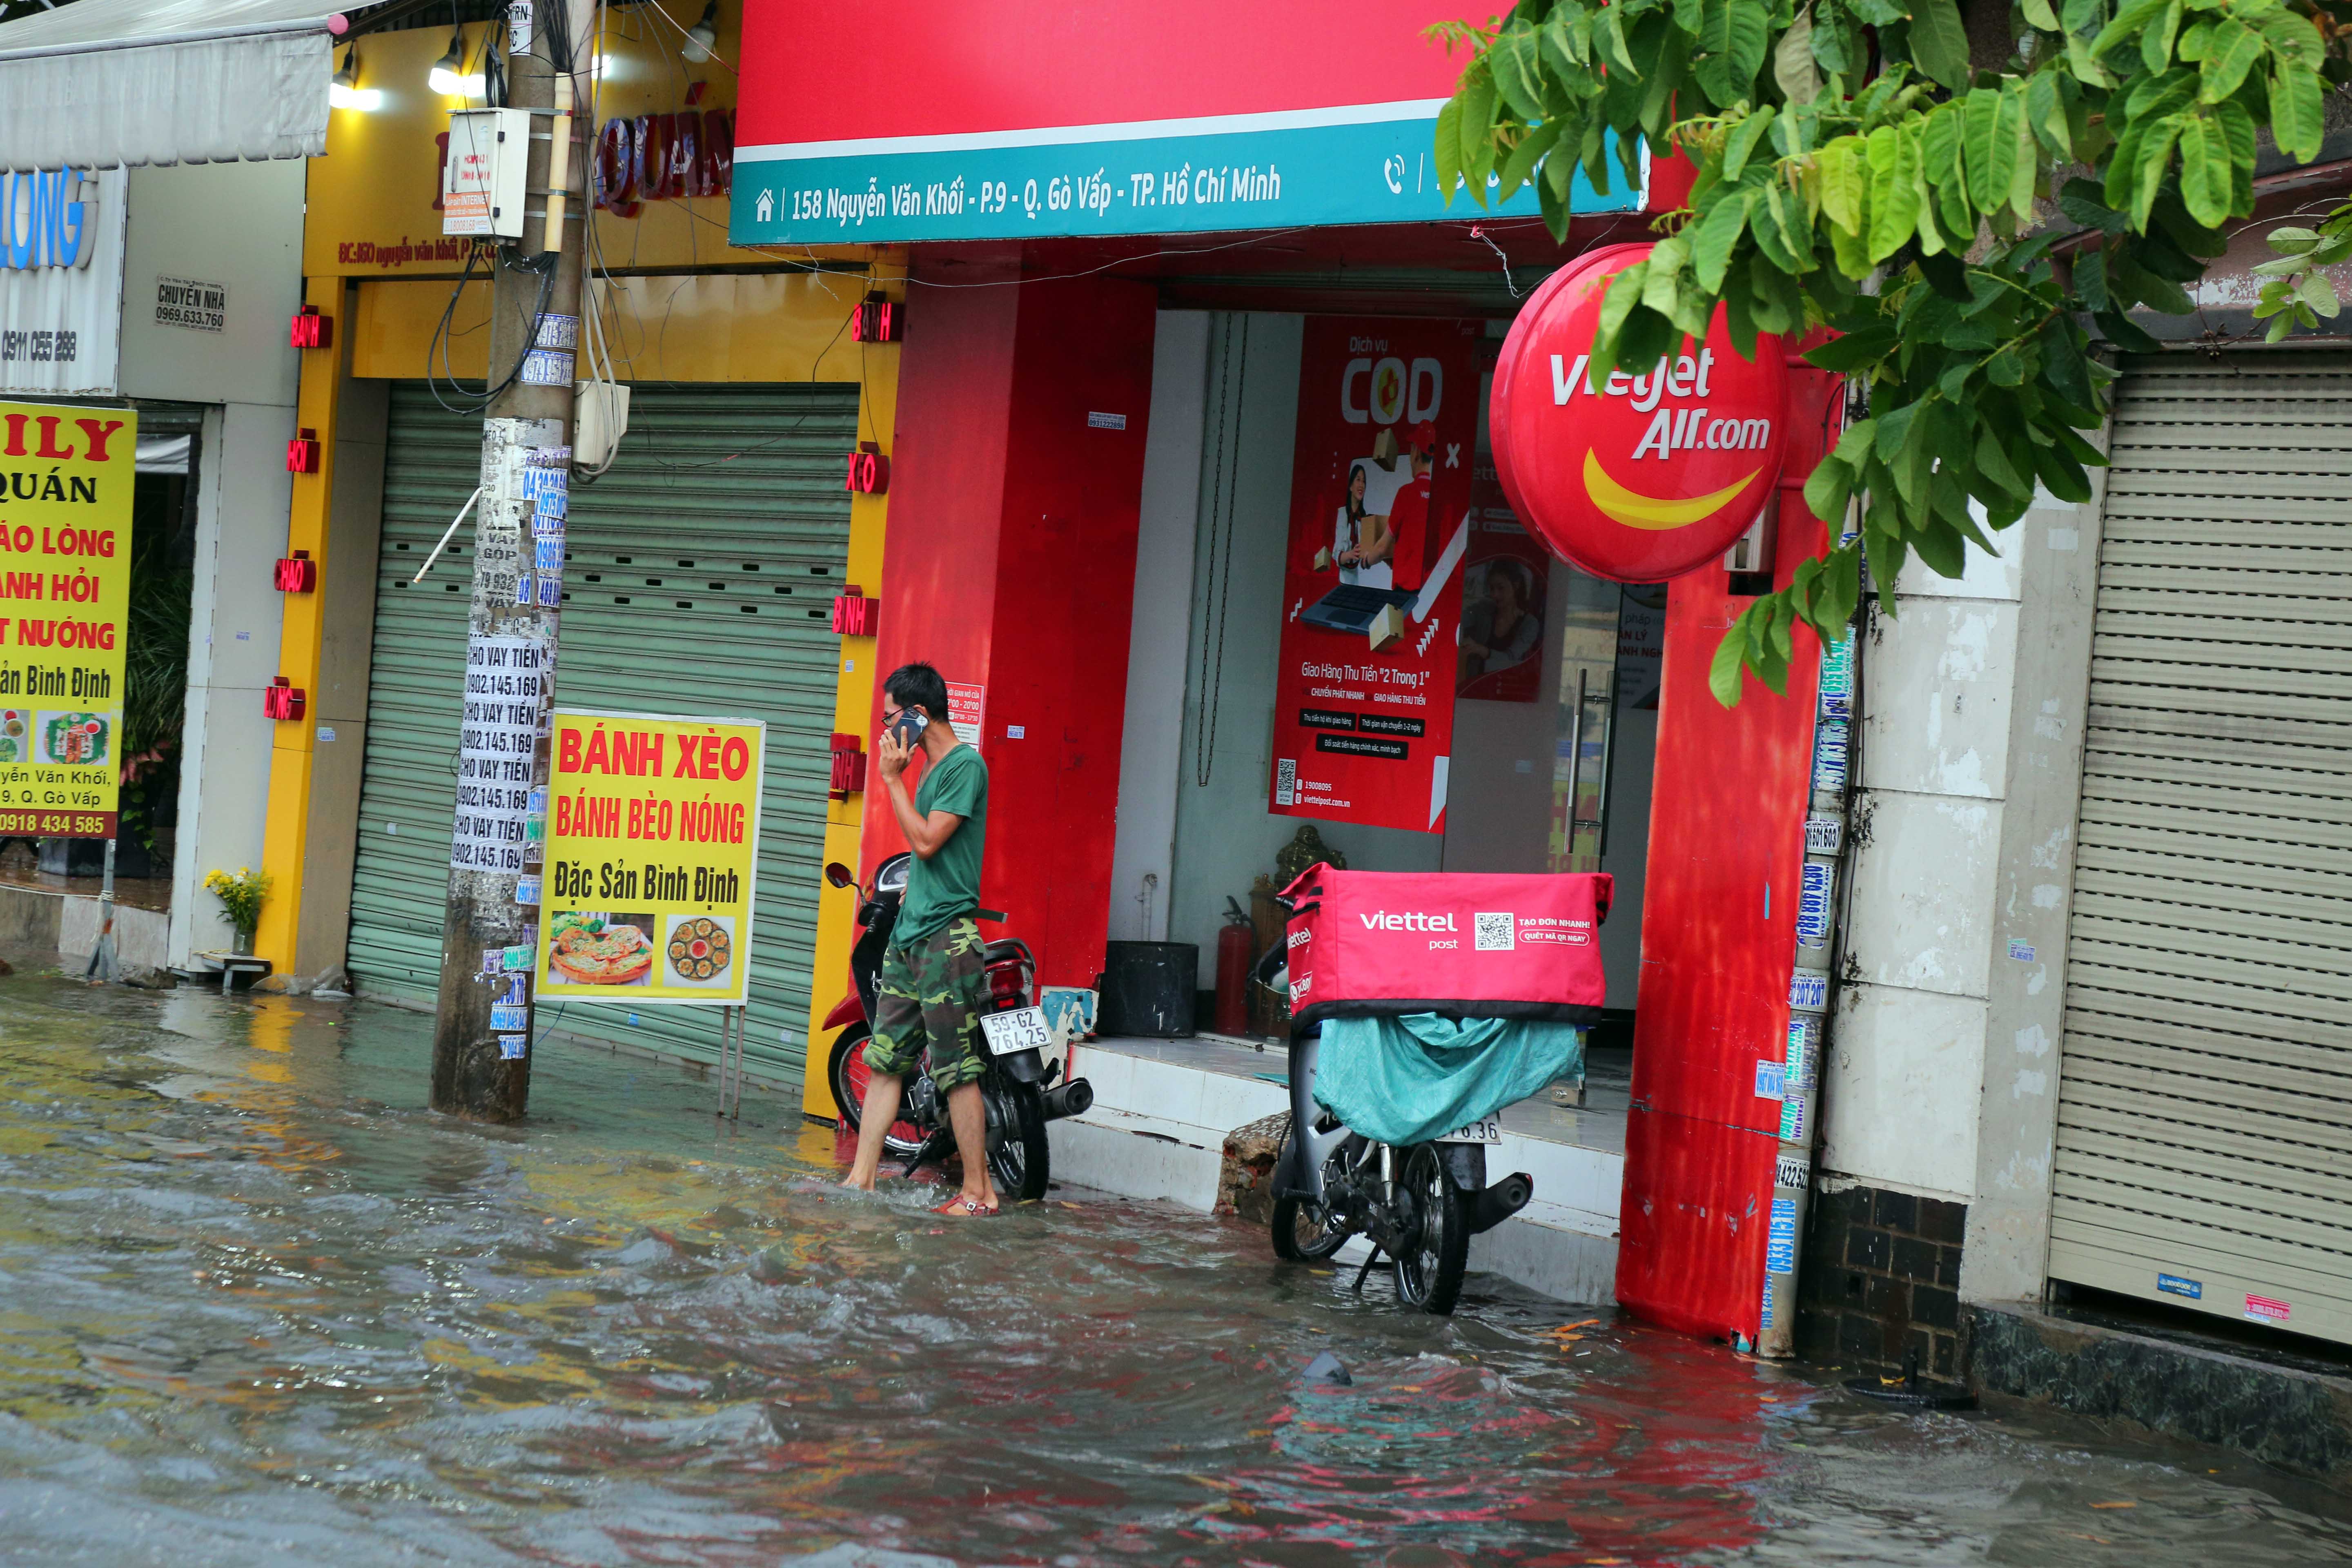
<box><xmin>1434</xmin><ymin>0</ymin><xmax>2351</xmax><ymax>704</ymax></box>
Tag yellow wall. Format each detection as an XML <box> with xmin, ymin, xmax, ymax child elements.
<box><xmin>270</xmin><ymin>3</ymin><xmax>901</xmax><ymax>1108</ymax></box>
<box><xmin>308</xmin><ymin>3</ymin><xmax>866</xmax><ymax>280</ymax></box>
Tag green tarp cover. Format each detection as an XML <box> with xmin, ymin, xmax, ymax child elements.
<box><xmin>1313</xmin><ymin>1013</ymin><xmax>1582</xmax><ymax>1147</ymax></box>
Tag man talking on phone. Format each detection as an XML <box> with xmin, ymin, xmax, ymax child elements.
<box><xmin>842</xmin><ymin>662</ymin><xmax>1000</xmax><ymax>1216</ymax></box>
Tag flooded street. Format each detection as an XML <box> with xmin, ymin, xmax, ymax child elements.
<box><xmin>2</xmin><ymin>976</ymin><xmax>2348</xmax><ymax>1566</ymax></box>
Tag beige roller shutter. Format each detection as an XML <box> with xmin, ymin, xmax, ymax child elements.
<box><xmin>2051</xmin><ymin>348</ymin><xmax>2352</xmax><ymax>1346</ymax></box>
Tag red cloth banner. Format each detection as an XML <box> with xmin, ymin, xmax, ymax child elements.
<box><xmin>1268</xmin><ymin>318</ymin><xmax>1479</xmax><ymax>834</ymax></box>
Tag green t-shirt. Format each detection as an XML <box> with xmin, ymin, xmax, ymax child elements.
<box><xmin>895</xmin><ymin>742</ymin><xmax>988</xmax><ymax>946</ymax></box>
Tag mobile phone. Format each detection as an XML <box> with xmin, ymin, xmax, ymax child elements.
<box><xmin>889</xmin><ymin>710</ymin><xmax>929</xmax><ymax>746</ymax></box>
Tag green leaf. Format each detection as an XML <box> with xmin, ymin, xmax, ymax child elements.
<box><xmin>1973</xmin><ymin>425</ymin><xmax>2028</xmax><ymax>499</ymax></box>
<box><xmin>2198</xmin><ymin>18</ymin><xmax>2262</xmax><ymax>102</ymax></box>
<box><xmin>1907</xmin><ymin>0</ymin><xmax>1971</xmax><ymax>88</ymax></box>
<box><xmin>1776</xmin><ymin>7</ymin><xmax>1822</xmax><ymax>104</ymax></box>
<box><xmin>2272</xmin><ymin>66</ymin><xmax>2323</xmax><ymax>163</ymax></box>
<box><xmin>2257</xmin><ymin>9</ymin><xmax>2325</xmax><ymax>68</ymax></box>
<box><xmin>1910</xmin><ymin>516</ymin><xmax>1967</xmax><ymax>578</ymax></box>
<box><xmin>2020</xmin><ymin>0</ymin><xmax>2059</xmax><ymax>30</ymax></box>
<box><xmin>1433</xmin><ymin>96</ymin><xmax>1465</xmax><ymax>208</ymax></box>
<box><xmin>1460</xmin><ymin>76</ymin><xmax>1498</xmax><ymax>203</ymax></box>
<box><xmin>1710</xmin><ymin>614</ymin><xmax>1753</xmax><ymax>707</ymax></box>
<box><xmin>1595</xmin><ymin>263</ymin><xmax>1650</xmax><ymax>363</ymax></box>
<box><xmin>2129</xmin><ymin>116</ymin><xmax>2183</xmax><ymax>230</ymax></box>
<box><xmin>1691</xmin><ymin>190</ymin><xmax>1753</xmax><ymax>291</ymax></box>
<box><xmin>2027</xmin><ymin>69</ymin><xmax>2071</xmax><ymax>160</ymax></box>
<box><xmin>1816</xmin><ymin>136</ymin><xmax>1865</xmax><ymax>233</ymax></box>
<box><xmin>1490</xmin><ymin>22</ymin><xmax>1551</xmax><ymax>120</ymax></box>
<box><xmin>2140</xmin><ymin>0</ymin><xmax>2181</xmax><ymax>76</ymax></box>
<box><xmin>1692</xmin><ymin>0</ymin><xmax>1770</xmax><ymax>105</ymax></box>
<box><xmin>1541</xmin><ymin>8</ymin><xmax>1593</xmax><ymax>75</ymax></box>
<box><xmin>1999</xmin><ymin>82</ymin><xmax>2036</xmax><ymax>221</ymax></box>
<box><xmin>1866</xmin><ymin>124</ymin><xmax>1924</xmax><ymax>262</ymax></box>
<box><xmin>2040</xmin><ymin>315</ymin><xmax>2095</xmax><ymax>408</ymax></box>
<box><xmin>2093</xmin><ymin>305</ymin><xmax>2164</xmax><ymax>352</ymax></box>
<box><xmin>2028</xmin><ymin>436</ymin><xmax>2093</xmax><ymax>503</ymax></box>
<box><xmin>1805</xmin><ymin>324</ymin><xmax>1898</xmax><ymax>371</ymax></box>
<box><xmin>1962</xmin><ymin>88</ymin><xmax>2006</xmax><ymax>222</ymax></box>
<box><xmin>1805</xmin><ymin>452</ymin><xmax>1856</xmax><ymax>523</ymax></box>
<box><xmin>1496</xmin><ymin>117</ymin><xmax>1565</xmax><ymax>205</ymax></box>
<box><xmin>1874</xmin><ymin>400</ymin><xmax>1921</xmax><ymax>463</ymax></box>
<box><xmin>2177</xmin><ymin>113</ymin><xmax>2229</xmax><ymax>229</ymax></box>
<box><xmin>1749</xmin><ymin>180</ymin><xmax>1809</xmax><ymax>273</ymax></box>
<box><xmin>1724</xmin><ymin>105</ymin><xmax>1778</xmax><ymax>180</ymax></box>
<box><xmin>2064</xmin><ymin>32</ymin><xmax>2113</xmax><ymax>89</ymax></box>
<box><xmin>1544</xmin><ymin>108</ymin><xmax>1588</xmax><ymax>199</ymax></box>
<box><xmin>2093</xmin><ymin>0</ymin><xmax>2167</xmax><ymax>59</ymax></box>
<box><xmin>2300</xmin><ymin>272</ymin><xmax>2342</xmax><ymax>318</ymax></box>
<box><xmin>2073</xmin><ymin>246</ymin><xmax>2112</xmax><ymax>312</ymax></box>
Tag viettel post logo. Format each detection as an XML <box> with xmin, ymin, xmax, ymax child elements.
<box><xmin>1489</xmin><ymin>242</ymin><xmax>1789</xmax><ymax>583</ymax></box>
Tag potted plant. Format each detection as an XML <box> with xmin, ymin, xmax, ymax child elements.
<box><xmin>203</xmin><ymin>866</ymin><xmax>270</xmax><ymax>954</ymax></box>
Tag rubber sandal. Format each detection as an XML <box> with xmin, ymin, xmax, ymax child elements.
<box><xmin>933</xmin><ymin>1194</ymin><xmax>999</xmax><ymax>1218</ymax></box>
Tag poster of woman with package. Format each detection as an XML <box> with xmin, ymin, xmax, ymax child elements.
<box><xmin>1269</xmin><ymin>319</ymin><xmax>1479</xmax><ymax>835</ymax></box>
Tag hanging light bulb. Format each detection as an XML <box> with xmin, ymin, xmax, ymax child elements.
<box><xmin>330</xmin><ymin>46</ymin><xmax>383</xmax><ymax>111</ymax></box>
<box><xmin>428</xmin><ymin>30</ymin><xmax>483</xmax><ymax>97</ymax></box>
<box><xmin>681</xmin><ymin>1</ymin><xmax>719</xmax><ymax>63</ymax></box>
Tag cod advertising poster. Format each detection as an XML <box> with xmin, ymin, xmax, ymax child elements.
<box><xmin>1268</xmin><ymin>319</ymin><xmax>1478</xmax><ymax>834</ymax></box>
<box><xmin>0</xmin><ymin>401</ymin><xmax>134</xmax><ymax>838</ymax></box>
<box><xmin>537</xmin><ymin>708</ymin><xmax>765</xmax><ymax>1006</ymax></box>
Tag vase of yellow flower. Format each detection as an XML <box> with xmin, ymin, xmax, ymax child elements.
<box><xmin>203</xmin><ymin>866</ymin><xmax>270</xmax><ymax>954</ymax></box>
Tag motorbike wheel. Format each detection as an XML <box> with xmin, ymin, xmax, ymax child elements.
<box><xmin>1393</xmin><ymin>1144</ymin><xmax>1472</xmax><ymax>1316</ymax></box>
<box><xmin>827</xmin><ymin>1025</ymin><xmax>925</xmax><ymax>1158</ymax></box>
<box><xmin>1270</xmin><ymin>1122</ymin><xmax>1354</xmax><ymax>1262</ymax></box>
<box><xmin>985</xmin><ymin>1080</ymin><xmax>1051</xmax><ymax>1203</ymax></box>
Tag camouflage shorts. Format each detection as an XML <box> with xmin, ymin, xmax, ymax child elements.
<box><xmin>865</xmin><ymin>918</ymin><xmax>988</xmax><ymax>1093</ymax></box>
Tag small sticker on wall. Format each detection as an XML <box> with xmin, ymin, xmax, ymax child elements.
<box><xmin>1754</xmin><ymin>1060</ymin><xmax>1786</xmax><ymax>1101</ymax></box>
<box><xmin>1766</xmin><ymin>1197</ymin><xmax>1798</xmax><ymax>1274</ymax></box>
<box><xmin>2156</xmin><ymin>1274</ymin><xmax>2202</xmax><ymax>1300</ymax></box>
<box><xmin>316</xmin><ymin>726</ymin><xmax>336</xmax><ymax>742</ymax></box>
<box><xmin>1007</xmin><ymin>725</ymin><xmax>1025</xmax><ymax>739</ymax></box>
<box><xmin>1775</xmin><ymin>1154</ymin><xmax>1811</xmax><ymax>1191</ymax></box>
<box><xmin>2008</xmin><ymin>938</ymin><xmax>2037</xmax><ymax>962</ymax></box>
<box><xmin>497</xmin><ymin>1034</ymin><xmax>529</xmax><ymax>1060</ymax></box>
<box><xmin>1086</xmin><ymin>411</ymin><xmax>1127</xmax><ymax>430</ymax></box>
<box><xmin>2246</xmin><ymin>1294</ymin><xmax>2292</xmax><ymax>1325</ymax></box>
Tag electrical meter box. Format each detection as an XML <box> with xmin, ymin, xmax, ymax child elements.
<box><xmin>442</xmin><ymin>108</ymin><xmax>531</xmax><ymax>239</ymax></box>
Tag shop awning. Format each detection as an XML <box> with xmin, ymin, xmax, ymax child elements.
<box><xmin>0</xmin><ymin>0</ymin><xmax>353</xmax><ymax>173</ymax></box>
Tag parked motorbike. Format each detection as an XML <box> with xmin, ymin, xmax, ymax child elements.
<box><xmin>820</xmin><ymin>854</ymin><xmax>1092</xmax><ymax>1202</ymax></box>
<box><xmin>1254</xmin><ymin>940</ymin><xmax>1535</xmax><ymax>1316</ymax></box>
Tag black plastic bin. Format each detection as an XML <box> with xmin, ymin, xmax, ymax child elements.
<box><xmin>1098</xmin><ymin>941</ymin><xmax>1197</xmax><ymax>1038</ymax></box>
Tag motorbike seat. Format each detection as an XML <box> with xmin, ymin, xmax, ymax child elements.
<box><xmin>982</xmin><ymin>938</ymin><xmax>1033</xmax><ymax>967</ymax></box>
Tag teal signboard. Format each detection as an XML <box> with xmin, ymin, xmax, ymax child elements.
<box><xmin>728</xmin><ymin>105</ymin><xmax>1642</xmax><ymax>247</ymax></box>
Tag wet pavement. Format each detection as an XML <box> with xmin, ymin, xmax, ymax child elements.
<box><xmin>2</xmin><ymin>974</ymin><xmax>2350</xmax><ymax>1566</ymax></box>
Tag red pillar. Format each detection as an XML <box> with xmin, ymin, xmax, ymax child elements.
<box><xmin>1613</xmin><ymin>361</ymin><xmax>1841</xmax><ymax>1343</ymax></box>
<box><xmin>862</xmin><ymin>253</ymin><xmax>1158</xmax><ymax>989</ymax></box>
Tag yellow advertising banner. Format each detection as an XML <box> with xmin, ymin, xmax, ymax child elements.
<box><xmin>0</xmin><ymin>401</ymin><xmax>134</xmax><ymax>839</ymax></box>
<box><xmin>537</xmin><ymin>707</ymin><xmax>765</xmax><ymax>1006</ymax></box>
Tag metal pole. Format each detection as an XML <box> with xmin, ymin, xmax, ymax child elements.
<box><xmin>428</xmin><ymin>0</ymin><xmax>595</xmax><ymax>1120</ymax></box>
<box><xmin>82</xmin><ymin>836</ymin><xmax>116</xmax><ymax>982</ymax></box>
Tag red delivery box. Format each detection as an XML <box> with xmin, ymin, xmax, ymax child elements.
<box><xmin>1281</xmin><ymin>865</ymin><xmax>1612</xmax><ymax>1027</ymax></box>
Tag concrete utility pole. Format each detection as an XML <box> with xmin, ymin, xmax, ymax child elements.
<box><xmin>429</xmin><ymin>0</ymin><xmax>595</xmax><ymax>1119</ymax></box>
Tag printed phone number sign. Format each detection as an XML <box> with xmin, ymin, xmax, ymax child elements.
<box><xmin>0</xmin><ymin>400</ymin><xmax>134</xmax><ymax>838</ymax></box>
<box><xmin>536</xmin><ymin>706</ymin><xmax>766</xmax><ymax>1006</ymax></box>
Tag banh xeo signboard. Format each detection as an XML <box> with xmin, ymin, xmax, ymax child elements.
<box><xmin>536</xmin><ymin>709</ymin><xmax>765</xmax><ymax>1007</ymax></box>
<box><xmin>727</xmin><ymin>0</ymin><xmax>1641</xmax><ymax>246</ymax></box>
<box><xmin>0</xmin><ymin>401</ymin><xmax>132</xmax><ymax>837</ymax></box>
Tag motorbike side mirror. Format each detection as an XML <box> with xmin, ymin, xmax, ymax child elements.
<box><xmin>824</xmin><ymin>862</ymin><xmax>857</xmax><ymax>889</ymax></box>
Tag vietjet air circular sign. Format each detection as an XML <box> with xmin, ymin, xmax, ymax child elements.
<box><xmin>1491</xmin><ymin>243</ymin><xmax>1788</xmax><ymax>582</ymax></box>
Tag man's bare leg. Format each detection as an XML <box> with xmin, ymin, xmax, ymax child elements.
<box><xmin>943</xmin><ymin>1081</ymin><xmax>999</xmax><ymax>1213</ymax></box>
<box><xmin>842</xmin><ymin>1072</ymin><xmax>906</xmax><ymax>1191</ymax></box>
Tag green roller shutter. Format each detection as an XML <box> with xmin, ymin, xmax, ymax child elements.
<box><xmin>347</xmin><ymin>381</ymin><xmax>858</xmax><ymax>1084</ymax></box>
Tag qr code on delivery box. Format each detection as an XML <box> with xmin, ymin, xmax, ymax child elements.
<box><xmin>1474</xmin><ymin>913</ymin><xmax>1515</xmax><ymax>951</ymax></box>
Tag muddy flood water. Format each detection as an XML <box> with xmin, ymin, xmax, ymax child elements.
<box><xmin>2</xmin><ymin>976</ymin><xmax>2350</xmax><ymax>1566</ymax></box>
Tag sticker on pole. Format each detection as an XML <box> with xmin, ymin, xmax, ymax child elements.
<box><xmin>1488</xmin><ymin>243</ymin><xmax>1788</xmax><ymax>583</ymax></box>
<box><xmin>537</xmin><ymin>707</ymin><xmax>765</xmax><ymax>1006</ymax></box>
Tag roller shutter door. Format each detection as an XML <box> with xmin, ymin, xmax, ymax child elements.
<box><xmin>347</xmin><ymin>382</ymin><xmax>857</xmax><ymax>1083</ymax></box>
<box><xmin>2051</xmin><ymin>350</ymin><xmax>2352</xmax><ymax>1344</ymax></box>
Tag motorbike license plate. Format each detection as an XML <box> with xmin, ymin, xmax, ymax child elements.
<box><xmin>980</xmin><ymin>1006</ymin><xmax>1052</xmax><ymax>1056</ymax></box>
<box><xmin>1437</xmin><ymin>1117</ymin><xmax>1502</xmax><ymax>1145</ymax></box>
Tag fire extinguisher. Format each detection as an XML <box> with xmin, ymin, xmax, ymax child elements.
<box><xmin>1215</xmin><ymin>898</ymin><xmax>1255</xmax><ymax>1037</ymax></box>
